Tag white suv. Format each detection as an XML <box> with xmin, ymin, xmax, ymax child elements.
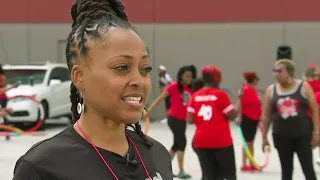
<box><xmin>3</xmin><ymin>62</ymin><xmax>72</xmax><ymax>126</ymax></box>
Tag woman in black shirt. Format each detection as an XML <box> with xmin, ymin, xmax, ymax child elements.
<box><xmin>262</xmin><ymin>59</ymin><xmax>319</xmax><ymax>180</ymax></box>
<box><xmin>12</xmin><ymin>0</ymin><xmax>173</xmax><ymax>179</ymax></box>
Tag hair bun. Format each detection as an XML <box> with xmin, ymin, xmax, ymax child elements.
<box><xmin>243</xmin><ymin>71</ymin><xmax>258</xmax><ymax>80</ymax></box>
<box><xmin>72</xmin><ymin>0</ymin><xmax>127</xmax><ymax>25</ymax></box>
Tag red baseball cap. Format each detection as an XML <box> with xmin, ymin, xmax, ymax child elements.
<box><xmin>243</xmin><ymin>71</ymin><xmax>260</xmax><ymax>81</ymax></box>
<box><xmin>201</xmin><ymin>65</ymin><xmax>222</xmax><ymax>84</ymax></box>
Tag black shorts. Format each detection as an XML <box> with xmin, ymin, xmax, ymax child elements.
<box><xmin>0</xmin><ymin>97</ymin><xmax>7</xmax><ymax>107</ymax></box>
<box><xmin>240</xmin><ymin>115</ymin><xmax>259</xmax><ymax>142</ymax></box>
<box><xmin>0</xmin><ymin>97</ymin><xmax>9</xmax><ymax>127</ymax></box>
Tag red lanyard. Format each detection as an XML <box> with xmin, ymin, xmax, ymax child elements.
<box><xmin>76</xmin><ymin>121</ymin><xmax>152</xmax><ymax>180</ymax></box>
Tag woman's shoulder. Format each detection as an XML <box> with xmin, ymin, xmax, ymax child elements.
<box><xmin>168</xmin><ymin>81</ymin><xmax>178</xmax><ymax>87</ymax></box>
<box><xmin>18</xmin><ymin>126</ymin><xmax>81</xmax><ymax>165</ymax></box>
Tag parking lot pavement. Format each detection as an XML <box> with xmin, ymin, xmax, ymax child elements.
<box><xmin>1</xmin><ymin>122</ymin><xmax>319</xmax><ymax>180</ymax></box>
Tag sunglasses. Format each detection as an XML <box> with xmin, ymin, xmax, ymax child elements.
<box><xmin>272</xmin><ymin>68</ymin><xmax>282</xmax><ymax>73</ymax></box>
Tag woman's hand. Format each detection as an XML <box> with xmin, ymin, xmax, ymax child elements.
<box><xmin>0</xmin><ymin>108</ymin><xmax>9</xmax><ymax>117</ymax></box>
<box><xmin>262</xmin><ymin>137</ymin><xmax>270</xmax><ymax>152</ymax></box>
<box><xmin>311</xmin><ymin>132</ymin><xmax>319</xmax><ymax>148</ymax></box>
<box><xmin>9</xmin><ymin>83</ymin><xmax>20</xmax><ymax>89</ymax></box>
<box><xmin>235</xmin><ymin>117</ymin><xmax>241</xmax><ymax>125</ymax></box>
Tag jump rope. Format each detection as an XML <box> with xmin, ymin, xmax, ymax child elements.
<box><xmin>236</xmin><ymin>125</ymin><xmax>271</xmax><ymax>170</ymax></box>
<box><xmin>0</xmin><ymin>95</ymin><xmax>46</xmax><ymax>137</ymax></box>
<box><xmin>227</xmin><ymin>84</ymin><xmax>271</xmax><ymax>170</ymax></box>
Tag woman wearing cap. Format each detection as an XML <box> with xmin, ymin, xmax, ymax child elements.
<box><xmin>262</xmin><ymin>59</ymin><xmax>319</xmax><ymax>180</ymax></box>
<box><xmin>304</xmin><ymin>64</ymin><xmax>320</xmax><ymax>93</ymax></box>
<box><xmin>187</xmin><ymin>65</ymin><xmax>238</xmax><ymax>180</ymax></box>
<box><xmin>0</xmin><ymin>64</ymin><xmax>19</xmax><ymax>140</ymax></box>
<box><xmin>236</xmin><ymin>71</ymin><xmax>262</xmax><ymax>172</ymax></box>
<box><xmin>303</xmin><ymin>64</ymin><xmax>320</xmax><ymax>165</ymax></box>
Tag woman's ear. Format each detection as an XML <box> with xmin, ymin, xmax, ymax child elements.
<box><xmin>71</xmin><ymin>64</ymin><xmax>84</xmax><ymax>90</ymax></box>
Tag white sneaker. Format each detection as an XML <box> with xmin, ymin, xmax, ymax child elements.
<box><xmin>160</xmin><ymin>118</ymin><xmax>167</xmax><ymax>124</ymax></box>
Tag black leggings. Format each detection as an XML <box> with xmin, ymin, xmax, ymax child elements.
<box><xmin>273</xmin><ymin>134</ymin><xmax>317</xmax><ymax>180</ymax></box>
<box><xmin>195</xmin><ymin>145</ymin><xmax>237</xmax><ymax>180</ymax></box>
<box><xmin>167</xmin><ymin>116</ymin><xmax>187</xmax><ymax>151</ymax></box>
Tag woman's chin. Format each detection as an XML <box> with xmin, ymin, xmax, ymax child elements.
<box><xmin>121</xmin><ymin>115</ymin><xmax>142</xmax><ymax>125</ymax></box>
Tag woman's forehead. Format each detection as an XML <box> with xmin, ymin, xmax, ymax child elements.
<box><xmin>85</xmin><ymin>29</ymin><xmax>147</xmax><ymax>60</ymax></box>
<box><xmin>275</xmin><ymin>63</ymin><xmax>285</xmax><ymax>68</ymax></box>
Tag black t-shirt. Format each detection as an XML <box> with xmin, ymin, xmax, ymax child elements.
<box><xmin>12</xmin><ymin>126</ymin><xmax>173</xmax><ymax>180</ymax></box>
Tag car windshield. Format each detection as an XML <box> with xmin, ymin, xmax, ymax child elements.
<box><xmin>4</xmin><ymin>69</ymin><xmax>46</xmax><ymax>85</ymax></box>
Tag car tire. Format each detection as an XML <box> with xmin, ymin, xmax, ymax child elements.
<box><xmin>36</xmin><ymin>101</ymin><xmax>49</xmax><ymax>130</ymax></box>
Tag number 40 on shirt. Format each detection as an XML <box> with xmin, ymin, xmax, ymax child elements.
<box><xmin>198</xmin><ymin>105</ymin><xmax>213</xmax><ymax>121</ymax></box>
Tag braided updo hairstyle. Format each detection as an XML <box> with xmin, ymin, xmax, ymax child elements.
<box><xmin>66</xmin><ymin>0</ymin><xmax>152</xmax><ymax>147</ymax></box>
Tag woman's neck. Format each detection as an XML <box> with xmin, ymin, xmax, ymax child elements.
<box><xmin>280</xmin><ymin>79</ymin><xmax>296</xmax><ymax>89</ymax></box>
<box><xmin>247</xmin><ymin>83</ymin><xmax>255</xmax><ymax>87</ymax></box>
<box><xmin>74</xmin><ymin>111</ymin><xmax>128</xmax><ymax>156</ymax></box>
<box><xmin>204</xmin><ymin>82</ymin><xmax>217</xmax><ymax>89</ymax></box>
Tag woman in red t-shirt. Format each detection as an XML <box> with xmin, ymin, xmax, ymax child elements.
<box><xmin>0</xmin><ymin>64</ymin><xmax>8</xmax><ymax>108</ymax></box>
<box><xmin>316</xmin><ymin>92</ymin><xmax>320</xmax><ymax>165</ymax></box>
<box><xmin>186</xmin><ymin>65</ymin><xmax>238</xmax><ymax>180</ymax></box>
<box><xmin>236</xmin><ymin>71</ymin><xmax>262</xmax><ymax>172</ymax></box>
<box><xmin>148</xmin><ymin>65</ymin><xmax>196</xmax><ymax>178</ymax></box>
<box><xmin>304</xmin><ymin>64</ymin><xmax>320</xmax><ymax>93</ymax></box>
<box><xmin>0</xmin><ymin>64</ymin><xmax>10</xmax><ymax>141</ymax></box>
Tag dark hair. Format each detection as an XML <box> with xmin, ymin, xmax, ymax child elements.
<box><xmin>177</xmin><ymin>65</ymin><xmax>197</xmax><ymax>93</ymax></box>
<box><xmin>245</xmin><ymin>78</ymin><xmax>254</xmax><ymax>84</ymax></box>
<box><xmin>0</xmin><ymin>64</ymin><xmax>4</xmax><ymax>75</ymax></box>
<box><xmin>191</xmin><ymin>78</ymin><xmax>204</xmax><ymax>92</ymax></box>
<box><xmin>202</xmin><ymin>72</ymin><xmax>213</xmax><ymax>83</ymax></box>
<box><xmin>189</xmin><ymin>64</ymin><xmax>197</xmax><ymax>79</ymax></box>
<box><xmin>66</xmin><ymin>0</ymin><xmax>151</xmax><ymax>147</ymax></box>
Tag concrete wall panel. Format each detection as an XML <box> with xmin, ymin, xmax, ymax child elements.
<box><xmin>284</xmin><ymin>23</ymin><xmax>320</xmax><ymax>73</ymax></box>
<box><xmin>1</xmin><ymin>22</ymin><xmax>320</xmax><ymax>119</ymax></box>
<box><xmin>0</xmin><ymin>25</ymin><xmax>28</xmax><ymax>64</ymax></box>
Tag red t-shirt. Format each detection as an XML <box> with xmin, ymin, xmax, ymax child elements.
<box><xmin>0</xmin><ymin>75</ymin><xmax>7</xmax><ymax>99</ymax></box>
<box><xmin>306</xmin><ymin>81</ymin><xmax>320</xmax><ymax>117</ymax></box>
<box><xmin>187</xmin><ymin>88</ymin><xmax>234</xmax><ymax>148</ymax></box>
<box><xmin>307</xmin><ymin>80</ymin><xmax>320</xmax><ymax>93</ymax></box>
<box><xmin>241</xmin><ymin>84</ymin><xmax>262</xmax><ymax>120</ymax></box>
<box><xmin>166</xmin><ymin>82</ymin><xmax>192</xmax><ymax>120</ymax></box>
<box><xmin>316</xmin><ymin>92</ymin><xmax>320</xmax><ymax>104</ymax></box>
<box><xmin>316</xmin><ymin>92</ymin><xmax>320</xmax><ymax>128</ymax></box>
